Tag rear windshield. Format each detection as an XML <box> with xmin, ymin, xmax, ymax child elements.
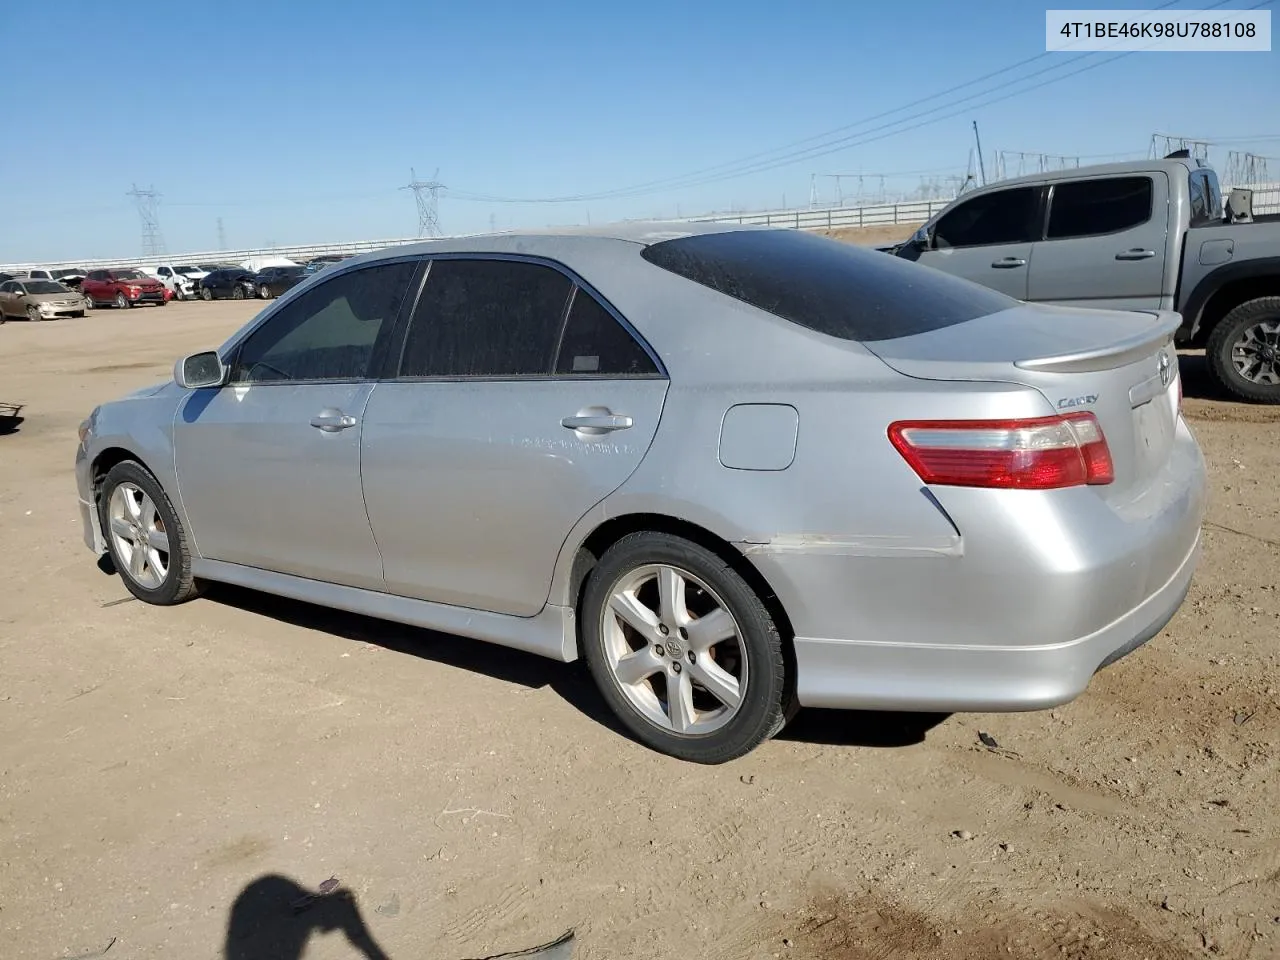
<box><xmin>640</xmin><ymin>229</ymin><xmax>1013</xmax><ymax>342</ymax></box>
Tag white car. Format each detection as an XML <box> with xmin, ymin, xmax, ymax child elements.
<box><xmin>139</xmin><ymin>265</ymin><xmax>202</xmax><ymax>301</ymax></box>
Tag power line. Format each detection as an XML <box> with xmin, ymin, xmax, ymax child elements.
<box><xmin>446</xmin><ymin>0</ymin><xmax>1200</xmax><ymax>204</ymax></box>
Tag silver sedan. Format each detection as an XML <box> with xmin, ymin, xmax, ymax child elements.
<box><xmin>75</xmin><ymin>224</ymin><xmax>1207</xmax><ymax>762</ymax></box>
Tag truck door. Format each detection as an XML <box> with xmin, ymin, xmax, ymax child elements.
<box><xmin>1027</xmin><ymin>173</ymin><xmax>1171</xmax><ymax>312</ymax></box>
<box><xmin>913</xmin><ymin>185</ymin><xmax>1041</xmax><ymax>300</ymax></box>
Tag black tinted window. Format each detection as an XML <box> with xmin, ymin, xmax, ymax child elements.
<box><xmin>1046</xmin><ymin>177</ymin><xmax>1152</xmax><ymax>239</ymax></box>
<box><xmin>232</xmin><ymin>261</ymin><xmax>416</xmax><ymax>383</ymax></box>
<box><xmin>554</xmin><ymin>288</ymin><xmax>659</xmax><ymax>376</ymax></box>
<box><xmin>641</xmin><ymin>229</ymin><xmax>1013</xmax><ymax>342</ymax></box>
<box><xmin>934</xmin><ymin>187</ymin><xmax>1038</xmax><ymax>247</ymax></box>
<box><xmin>398</xmin><ymin>259</ymin><xmax>573</xmax><ymax>377</ymax></box>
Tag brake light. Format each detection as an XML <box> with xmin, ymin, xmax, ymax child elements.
<box><xmin>888</xmin><ymin>413</ymin><xmax>1114</xmax><ymax>489</ymax></box>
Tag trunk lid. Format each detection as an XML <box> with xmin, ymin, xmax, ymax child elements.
<box><xmin>865</xmin><ymin>304</ymin><xmax>1182</xmax><ymax>506</ymax></box>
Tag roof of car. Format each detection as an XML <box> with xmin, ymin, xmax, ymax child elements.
<box><xmin>340</xmin><ymin>220</ymin><xmax>765</xmax><ymax>269</ymax></box>
<box><xmin>959</xmin><ymin>158</ymin><xmax>1205</xmax><ymax>193</ymax></box>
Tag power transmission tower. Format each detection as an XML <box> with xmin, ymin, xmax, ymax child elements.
<box><xmin>1225</xmin><ymin>151</ymin><xmax>1270</xmax><ymax>185</ymax></box>
<box><xmin>1149</xmin><ymin>134</ymin><xmax>1210</xmax><ymax>161</ymax></box>
<box><xmin>127</xmin><ymin>184</ymin><xmax>165</xmax><ymax>256</ymax></box>
<box><xmin>401</xmin><ymin>167</ymin><xmax>444</xmax><ymax>237</ymax></box>
<box><xmin>217</xmin><ymin>217</ymin><xmax>227</xmax><ymax>250</ymax></box>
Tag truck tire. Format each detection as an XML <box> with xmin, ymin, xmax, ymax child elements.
<box><xmin>1206</xmin><ymin>297</ymin><xmax>1280</xmax><ymax>404</ymax></box>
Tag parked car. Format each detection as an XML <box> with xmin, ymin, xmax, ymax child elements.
<box><xmin>198</xmin><ymin>268</ymin><xmax>257</xmax><ymax>301</ymax></box>
<box><xmin>141</xmin><ymin>264</ymin><xmax>199</xmax><ymax>301</ymax></box>
<box><xmin>81</xmin><ymin>269</ymin><xmax>167</xmax><ymax>309</ymax></box>
<box><xmin>303</xmin><ymin>255</ymin><xmax>349</xmax><ymax>275</ymax></box>
<box><xmin>0</xmin><ymin>278</ymin><xmax>88</xmax><ymax>321</ymax></box>
<box><xmin>894</xmin><ymin>155</ymin><xmax>1280</xmax><ymax>402</ymax></box>
<box><xmin>51</xmin><ymin>268</ymin><xmax>88</xmax><ymax>290</ymax></box>
<box><xmin>253</xmin><ymin>265</ymin><xmax>307</xmax><ymax>299</ymax></box>
<box><xmin>75</xmin><ymin>225</ymin><xmax>1206</xmax><ymax>762</ymax></box>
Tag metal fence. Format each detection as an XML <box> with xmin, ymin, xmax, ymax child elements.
<box><xmin>3</xmin><ymin>183</ymin><xmax>1276</xmax><ymax>273</ymax></box>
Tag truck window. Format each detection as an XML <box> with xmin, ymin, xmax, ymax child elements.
<box><xmin>1045</xmin><ymin>177</ymin><xmax>1152</xmax><ymax>239</ymax></box>
<box><xmin>1189</xmin><ymin>170</ymin><xmax>1222</xmax><ymax>226</ymax></box>
<box><xmin>932</xmin><ymin>187</ymin><xmax>1038</xmax><ymax>248</ymax></box>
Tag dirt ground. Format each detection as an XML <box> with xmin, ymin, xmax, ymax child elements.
<box><xmin>1</xmin><ymin>299</ymin><xmax>1277</xmax><ymax>960</ymax></box>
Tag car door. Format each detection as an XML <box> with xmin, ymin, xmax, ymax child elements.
<box><xmin>361</xmin><ymin>257</ymin><xmax>669</xmax><ymax>617</ymax></box>
<box><xmin>914</xmin><ymin>185</ymin><xmax>1041</xmax><ymax>299</ymax></box>
<box><xmin>1027</xmin><ymin>173</ymin><xmax>1171</xmax><ymax>311</ymax></box>
<box><xmin>0</xmin><ymin>281</ymin><xmax>17</xmax><ymax>318</ymax></box>
<box><xmin>173</xmin><ymin>259</ymin><xmax>420</xmax><ymax>589</ymax></box>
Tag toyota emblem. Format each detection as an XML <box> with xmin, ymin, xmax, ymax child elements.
<box><xmin>1158</xmin><ymin>352</ymin><xmax>1172</xmax><ymax>388</ymax></box>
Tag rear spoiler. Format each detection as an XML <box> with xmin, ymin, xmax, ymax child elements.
<box><xmin>1013</xmin><ymin>310</ymin><xmax>1181</xmax><ymax>374</ymax></box>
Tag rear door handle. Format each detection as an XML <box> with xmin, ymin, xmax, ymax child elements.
<box><xmin>1116</xmin><ymin>248</ymin><xmax>1156</xmax><ymax>260</ymax></box>
<box><xmin>991</xmin><ymin>257</ymin><xmax>1027</xmax><ymax>268</ymax></box>
<box><xmin>561</xmin><ymin>414</ymin><xmax>633</xmax><ymax>434</ymax></box>
<box><xmin>310</xmin><ymin>409</ymin><xmax>357</xmax><ymax>432</ymax></box>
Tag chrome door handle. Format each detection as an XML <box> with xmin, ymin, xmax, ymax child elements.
<box><xmin>1116</xmin><ymin>248</ymin><xmax>1156</xmax><ymax>260</ymax></box>
<box><xmin>561</xmin><ymin>414</ymin><xmax>633</xmax><ymax>434</ymax></box>
<box><xmin>310</xmin><ymin>410</ymin><xmax>357</xmax><ymax>432</ymax></box>
<box><xmin>991</xmin><ymin>257</ymin><xmax>1027</xmax><ymax>268</ymax></box>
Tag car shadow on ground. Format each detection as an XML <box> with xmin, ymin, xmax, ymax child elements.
<box><xmin>203</xmin><ymin>584</ymin><xmax>949</xmax><ymax>752</ymax></box>
<box><xmin>1176</xmin><ymin>348</ymin><xmax>1233</xmax><ymax>402</ymax></box>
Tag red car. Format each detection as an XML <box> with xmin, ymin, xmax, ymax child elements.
<box><xmin>82</xmin><ymin>269</ymin><xmax>168</xmax><ymax>309</ymax></box>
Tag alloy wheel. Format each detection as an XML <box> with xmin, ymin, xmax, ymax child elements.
<box><xmin>107</xmin><ymin>481</ymin><xmax>170</xmax><ymax>590</ymax></box>
<box><xmin>1230</xmin><ymin>318</ymin><xmax>1280</xmax><ymax>386</ymax></box>
<box><xmin>601</xmin><ymin>563</ymin><xmax>747</xmax><ymax>735</ymax></box>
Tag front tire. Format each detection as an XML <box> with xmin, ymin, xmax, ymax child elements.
<box><xmin>1206</xmin><ymin>297</ymin><xmax>1280</xmax><ymax>404</ymax></box>
<box><xmin>114</xmin><ymin>291</ymin><xmax>130</xmax><ymax>309</ymax></box>
<box><xmin>258</xmin><ymin>284</ymin><xmax>271</xmax><ymax>300</ymax></box>
<box><xmin>201</xmin><ymin>287</ymin><xmax>213</xmax><ymax>301</ymax></box>
<box><xmin>99</xmin><ymin>460</ymin><xmax>201</xmax><ymax>605</ymax></box>
<box><xmin>27</xmin><ymin>306</ymin><xmax>41</xmax><ymax>322</ymax></box>
<box><xmin>580</xmin><ymin>531</ymin><xmax>789</xmax><ymax>763</ymax></box>
<box><xmin>231</xmin><ymin>285</ymin><xmax>245</xmax><ymax>300</ymax></box>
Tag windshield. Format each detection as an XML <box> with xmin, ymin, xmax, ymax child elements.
<box><xmin>26</xmin><ymin>281</ymin><xmax>69</xmax><ymax>294</ymax></box>
<box><xmin>176</xmin><ymin>266</ymin><xmax>203</xmax><ymax>275</ymax></box>
<box><xmin>52</xmin><ymin>269</ymin><xmax>83</xmax><ymax>278</ymax></box>
<box><xmin>112</xmin><ymin>270</ymin><xmax>145</xmax><ymax>280</ymax></box>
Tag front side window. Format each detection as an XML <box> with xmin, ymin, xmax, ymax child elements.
<box><xmin>398</xmin><ymin>259</ymin><xmax>573</xmax><ymax>378</ymax></box>
<box><xmin>0</xmin><ymin>282</ymin><xmax>15</xmax><ymax>293</ymax></box>
<box><xmin>1046</xmin><ymin>176</ymin><xmax>1153</xmax><ymax>239</ymax></box>
<box><xmin>231</xmin><ymin>261</ymin><xmax>417</xmax><ymax>383</ymax></box>
<box><xmin>555</xmin><ymin>288</ymin><xmax>659</xmax><ymax>376</ymax></box>
<box><xmin>933</xmin><ymin>187</ymin><xmax>1038</xmax><ymax>248</ymax></box>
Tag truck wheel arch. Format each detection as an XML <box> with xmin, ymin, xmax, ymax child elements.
<box><xmin>1182</xmin><ymin>257</ymin><xmax>1280</xmax><ymax>345</ymax></box>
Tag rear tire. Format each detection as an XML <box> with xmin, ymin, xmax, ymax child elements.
<box><xmin>580</xmin><ymin>531</ymin><xmax>790</xmax><ymax>763</ymax></box>
<box><xmin>98</xmin><ymin>460</ymin><xmax>202</xmax><ymax>606</ymax></box>
<box><xmin>1206</xmin><ymin>297</ymin><xmax>1280</xmax><ymax>404</ymax></box>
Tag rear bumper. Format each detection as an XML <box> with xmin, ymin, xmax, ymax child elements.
<box><xmin>751</xmin><ymin>417</ymin><xmax>1207</xmax><ymax>713</ymax></box>
<box><xmin>791</xmin><ymin>528</ymin><xmax>1199</xmax><ymax>711</ymax></box>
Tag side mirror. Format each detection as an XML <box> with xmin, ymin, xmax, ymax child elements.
<box><xmin>911</xmin><ymin>225</ymin><xmax>934</xmax><ymax>250</ymax></box>
<box><xmin>174</xmin><ymin>350</ymin><xmax>227</xmax><ymax>389</ymax></box>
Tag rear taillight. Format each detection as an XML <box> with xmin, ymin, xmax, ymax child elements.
<box><xmin>888</xmin><ymin>413</ymin><xmax>1114</xmax><ymax>490</ymax></box>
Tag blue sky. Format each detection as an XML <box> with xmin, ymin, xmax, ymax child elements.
<box><xmin>1</xmin><ymin>0</ymin><xmax>1275</xmax><ymax>262</ymax></box>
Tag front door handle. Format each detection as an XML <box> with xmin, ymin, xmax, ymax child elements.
<box><xmin>1116</xmin><ymin>248</ymin><xmax>1156</xmax><ymax>260</ymax></box>
<box><xmin>310</xmin><ymin>409</ymin><xmax>357</xmax><ymax>432</ymax></box>
<box><xmin>991</xmin><ymin>257</ymin><xmax>1027</xmax><ymax>268</ymax></box>
<box><xmin>561</xmin><ymin>413</ymin><xmax>633</xmax><ymax>435</ymax></box>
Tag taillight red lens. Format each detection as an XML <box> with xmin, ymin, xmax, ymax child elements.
<box><xmin>888</xmin><ymin>413</ymin><xmax>1114</xmax><ymax>489</ymax></box>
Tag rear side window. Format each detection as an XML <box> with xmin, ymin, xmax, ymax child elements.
<box><xmin>1046</xmin><ymin>177</ymin><xmax>1152</xmax><ymax>239</ymax></box>
<box><xmin>640</xmin><ymin>229</ymin><xmax>1013</xmax><ymax>342</ymax></box>
<box><xmin>398</xmin><ymin>259</ymin><xmax>573</xmax><ymax>377</ymax></box>
<box><xmin>933</xmin><ymin>187</ymin><xmax>1038</xmax><ymax>248</ymax></box>
<box><xmin>1188</xmin><ymin>170</ymin><xmax>1222</xmax><ymax>226</ymax></box>
<box><xmin>554</xmin><ymin>289</ymin><xmax>659</xmax><ymax>376</ymax></box>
